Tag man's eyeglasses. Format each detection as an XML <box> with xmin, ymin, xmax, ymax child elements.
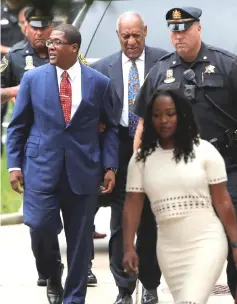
<box><xmin>46</xmin><ymin>40</ymin><xmax>72</xmax><ymax>47</ymax></box>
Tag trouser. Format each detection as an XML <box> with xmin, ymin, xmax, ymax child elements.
<box><xmin>23</xmin><ymin>167</ymin><xmax>97</xmax><ymax>304</ymax></box>
<box><xmin>226</xmin><ymin>169</ymin><xmax>237</xmax><ymax>298</ymax></box>
<box><xmin>98</xmin><ymin>126</ymin><xmax>161</xmax><ymax>294</ymax></box>
<box><xmin>90</xmin><ymin>206</ymin><xmax>100</xmax><ymax>269</ymax></box>
<box><xmin>30</xmin><ymin>228</ymin><xmax>61</xmax><ymax>279</ymax></box>
<box><xmin>137</xmin><ymin>197</ymin><xmax>161</xmax><ymax>290</ymax></box>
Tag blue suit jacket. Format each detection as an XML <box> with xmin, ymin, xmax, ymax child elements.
<box><xmin>7</xmin><ymin>62</ymin><xmax>119</xmax><ymax>195</ymax></box>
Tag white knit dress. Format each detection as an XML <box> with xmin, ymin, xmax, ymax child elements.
<box><xmin>126</xmin><ymin>140</ymin><xmax>228</xmax><ymax>304</ymax></box>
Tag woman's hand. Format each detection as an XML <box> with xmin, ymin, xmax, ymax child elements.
<box><xmin>123</xmin><ymin>249</ymin><xmax>139</xmax><ymax>274</ymax></box>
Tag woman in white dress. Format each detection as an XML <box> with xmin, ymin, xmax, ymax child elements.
<box><xmin>123</xmin><ymin>89</ymin><xmax>237</xmax><ymax>304</ymax></box>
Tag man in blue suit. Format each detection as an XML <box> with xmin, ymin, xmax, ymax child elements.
<box><xmin>7</xmin><ymin>24</ymin><xmax>119</xmax><ymax>304</ymax></box>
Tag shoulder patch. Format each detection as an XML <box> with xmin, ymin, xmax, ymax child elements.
<box><xmin>0</xmin><ymin>56</ymin><xmax>8</xmax><ymax>72</ymax></box>
<box><xmin>207</xmin><ymin>45</ymin><xmax>236</xmax><ymax>59</ymax></box>
<box><xmin>78</xmin><ymin>51</ymin><xmax>89</xmax><ymax>66</ymax></box>
<box><xmin>158</xmin><ymin>52</ymin><xmax>174</xmax><ymax>61</ymax></box>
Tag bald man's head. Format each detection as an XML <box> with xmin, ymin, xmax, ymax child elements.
<box><xmin>116</xmin><ymin>11</ymin><xmax>147</xmax><ymax>60</ymax></box>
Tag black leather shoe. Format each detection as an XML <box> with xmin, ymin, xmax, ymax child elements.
<box><xmin>87</xmin><ymin>269</ymin><xmax>97</xmax><ymax>286</ymax></box>
<box><xmin>37</xmin><ymin>275</ymin><xmax>47</xmax><ymax>287</ymax></box>
<box><xmin>141</xmin><ymin>287</ymin><xmax>158</xmax><ymax>304</ymax></box>
<box><xmin>114</xmin><ymin>291</ymin><xmax>133</xmax><ymax>304</ymax></box>
<box><xmin>47</xmin><ymin>264</ymin><xmax>64</xmax><ymax>304</ymax></box>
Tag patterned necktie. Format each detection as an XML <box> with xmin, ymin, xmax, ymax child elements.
<box><xmin>60</xmin><ymin>71</ymin><xmax>72</xmax><ymax>124</ymax></box>
<box><xmin>128</xmin><ymin>61</ymin><xmax>140</xmax><ymax>137</ymax></box>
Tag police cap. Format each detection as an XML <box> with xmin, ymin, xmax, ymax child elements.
<box><xmin>25</xmin><ymin>7</ymin><xmax>53</xmax><ymax>28</ymax></box>
<box><xmin>166</xmin><ymin>7</ymin><xmax>202</xmax><ymax>32</ymax></box>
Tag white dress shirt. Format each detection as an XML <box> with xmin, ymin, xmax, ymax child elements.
<box><xmin>56</xmin><ymin>60</ymin><xmax>82</xmax><ymax>118</ymax></box>
<box><xmin>9</xmin><ymin>61</ymin><xmax>82</xmax><ymax>172</ymax></box>
<box><xmin>120</xmin><ymin>50</ymin><xmax>145</xmax><ymax>127</ymax></box>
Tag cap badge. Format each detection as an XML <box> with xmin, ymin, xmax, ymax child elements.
<box><xmin>164</xmin><ymin>69</ymin><xmax>175</xmax><ymax>83</ymax></box>
<box><xmin>172</xmin><ymin>9</ymin><xmax>182</xmax><ymax>19</ymax></box>
<box><xmin>24</xmin><ymin>55</ymin><xmax>35</xmax><ymax>70</ymax></box>
<box><xmin>204</xmin><ymin>64</ymin><xmax>215</xmax><ymax>74</ymax></box>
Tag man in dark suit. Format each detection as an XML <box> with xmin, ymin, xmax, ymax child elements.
<box><xmin>91</xmin><ymin>11</ymin><xmax>168</xmax><ymax>304</ymax></box>
<box><xmin>7</xmin><ymin>24</ymin><xmax>119</xmax><ymax>304</ymax></box>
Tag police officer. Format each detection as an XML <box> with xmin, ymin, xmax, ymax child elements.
<box><xmin>1</xmin><ymin>7</ymin><xmax>64</xmax><ymax>288</ymax></box>
<box><xmin>133</xmin><ymin>6</ymin><xmax>237</xmax><ymax>300</ymax></box>
<box><xmin>0</xmin><ymin>0</ymin><xmax>26</xmax><ymax>154</ymax></box>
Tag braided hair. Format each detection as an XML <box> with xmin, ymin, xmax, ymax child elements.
<box><xmin>136</xmin><ymin>89</ymin><xmax>200</xmax><ymax>163</ymax></box>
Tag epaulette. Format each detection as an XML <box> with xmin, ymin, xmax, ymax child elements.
<box><xmin>158</xmin><ymin>51</ymin><xmax>175</xmax><ymax>61</ymax></box>
<box><xmin>10</xmin><ymin>40</ymin><xmax>26</xmax><ymax>53</ymax></box>
<box><xmin>206</xmin><ymin>45</ymin><xmax>236</xmax><ymax>59</ymax></box>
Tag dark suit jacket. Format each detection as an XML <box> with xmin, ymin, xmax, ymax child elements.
<box><xmin>91</xmin><ymin>46</ymin><xmax>168</xmax><ymax>124</ymax></box>
<box><xmin>91</xmin><ymin>46</ymin><xmax>168</xmax><ymax>205</ymax></box>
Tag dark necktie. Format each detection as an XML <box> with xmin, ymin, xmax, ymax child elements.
<box><xmin>60</xmin><ymin>71</ymin><xmax>72</xmax><ymax>124</ymax></box>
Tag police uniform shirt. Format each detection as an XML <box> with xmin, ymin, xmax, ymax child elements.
<box><xmin>134</xmin><ymin>42</ymin><xmax>237</xmax><ymax>143</ymax></box>
<box><xmin>1</xmin><ymin>4</ymin><xmax>24</xmax><ymax>48</ymax></box>
<box><xmin>1</xmin><ymin>41</ymin><xmax>49</xmax><ymax>88</ymax></box>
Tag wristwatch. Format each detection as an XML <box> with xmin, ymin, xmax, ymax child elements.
<box><xmin>231</xmin><ymin>242</ymin><xmax>237</xmax><ymax>248</ymax></box>
<box><xmin>105</xmin><ymin>167</ymin><xmax>117</xmax><ymax>174</ymax></box>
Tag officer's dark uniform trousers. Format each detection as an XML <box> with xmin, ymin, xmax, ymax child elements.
<box><xmin>100</xmin><ymin>126</ymin><xmax>161</xmax><ymax>293</ymax></box>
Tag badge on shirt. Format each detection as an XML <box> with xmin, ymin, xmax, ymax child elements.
<box><xmin>204</xmin><ymin>64</ymin><xmax>215</xmax><ymax>74</ymax></box>
<box><xmin>24</xmin><ymin>56</ymin><xmax>35</xmax><ymax>70</ymax></box>
<box><xmin>164</xmin><ymin>69</ymin><xmax>175</xmax><ymax>83</ymax></box>
<box><xmin>0</xmin><ymin>56</ymin><xmax>8</xmax><ymax>72</ymax></box>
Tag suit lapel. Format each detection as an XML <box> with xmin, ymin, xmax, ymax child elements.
<box><xmin>67</xmin><ymin>62</ymin><xmax>94</xmax><ymax>126</ymax></box>
<box><xmin>44</xmin><ymin>64</ymin><xmax>65</xmax><ymax>126</ymax></box>
<box><xmin>108</xmin><ymin>52</ymin><xmax>124</xmax><ymax>103</ymax></box>
<box><xmin>81</xmin><ymin>62</ymin><xmax>93</xmax><ymax>103</ymax></box>
<box><xmin>144</xmin><ymin>46</ymin><xmax>157</xmax><ymax>76</ymax></box>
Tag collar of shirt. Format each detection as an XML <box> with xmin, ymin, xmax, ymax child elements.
<box><xmin>122</xmin><ymin>50</ymin><xmax>145</xmax><ymax>65</ymax></box>
<box><xmin>56</xmin><ymin>60</ymin><xmax>81</xmax><ymax>82</ymax></box>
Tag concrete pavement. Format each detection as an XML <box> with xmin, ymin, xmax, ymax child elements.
<box><xmin>0</xmin><ymin>208</ymin><xmax>234</xmax><ymax>303</ymax></box>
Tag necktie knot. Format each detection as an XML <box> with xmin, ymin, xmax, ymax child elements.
<box><xmin>62</xmin><ymin>71</ymin><xmax>69</xmax><ymax>80</ymax></box>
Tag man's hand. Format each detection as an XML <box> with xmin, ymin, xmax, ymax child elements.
<box><xmin>101</xmin><ymin>170</ymin><xmax>115</xmax><ymax>194</ymax></box>
<box><xmin>10</xmin><ymin>97</ymin><xmax>16</xmax><ymax>103</ymax></box>
<box><xmin>0</xmin><ymin>45</ymin><xmax>10</xmax><ymax>55</ymax></box>
<box><xmin>1</xmin><ymin>85</ymin><xmax>19</xmax><ymax>104</ymax></box>
<box><xmin>98</xmin><ymin>122</ymin><xmax>106</xmax><ymax>133</ymax></box>
<box><xmin>10</xmin><ymin>170</ymin><xmax>24</xmax><ymax>194</ymax></box>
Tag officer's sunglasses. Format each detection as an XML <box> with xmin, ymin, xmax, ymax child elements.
<box><xmin>46</xmin><ymin>40</ymin><xmax>73</xmax><ymax>47</ymax></box>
